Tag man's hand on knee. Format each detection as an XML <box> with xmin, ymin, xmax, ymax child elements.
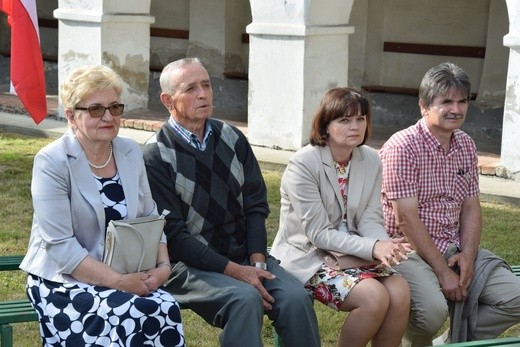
<box><xmin>224</xmin><ymin>261</ymin><xmax>276</xmax><ymax>310</ymax></box>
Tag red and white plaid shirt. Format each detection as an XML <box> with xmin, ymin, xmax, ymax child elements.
<box><xmin>379</xmin><ymin>118</ymin><xmax>479</xmax><ymax>254</ymax></box>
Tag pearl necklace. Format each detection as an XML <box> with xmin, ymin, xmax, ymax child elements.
<box><xmin>88</xmin><ymin>142</ymin><xmax>113</xmax><ymax>169</ymax></box>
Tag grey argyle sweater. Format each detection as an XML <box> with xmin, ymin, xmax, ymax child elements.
<box><xmin>143</xmin><ymin>118</ymin><xmax>269</xmax><ymax>273</ymax></box>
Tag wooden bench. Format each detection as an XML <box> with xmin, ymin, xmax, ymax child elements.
<box><xmin>0</xmin><ymin>255</ymin><xmax>38</xmax><ymax>347</ymax></box>
<box><xmin>0</xmin><ymin>300</ymin><xmax>38</xmax><ymax>347</ymax></box>
<box><xmin>439</xmin><ymin>336</ymin><xmax>520</xmax><ymax>346</ymax></box>
<box><xmin>1</xmin><ymin>256</ymin><xmax>518</xmax><ymax>347</ymax></box>
<box><xmin>0</xmin><ymin>254</ymin><xmax>285</xmax><ymax>347</ymax></box>
<box><xmin>437</xmin><ymin>265</ymin><xmax>520</xmax><ymax>346</ymax></box>
<box><xmin>0</xmin><ymin>255</ymin><xmax>24</xmax><ymax>271</ymax></box>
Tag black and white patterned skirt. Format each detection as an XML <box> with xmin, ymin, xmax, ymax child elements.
<box><xmin>27</xmin><ymin>274</ymin><xmax>185</xmax><ymax>346</ymax></box>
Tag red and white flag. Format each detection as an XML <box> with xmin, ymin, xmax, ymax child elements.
<box><xmin>0</xmin><ymin>0</ymin><xmax>47</xmax><ymax>124</ymax></box>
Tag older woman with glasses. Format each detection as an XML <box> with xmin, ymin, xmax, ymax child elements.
<box><xmin>20</xmin><ymin>65</ymin><xmax>185</xmax><ymax>346</ymax></box>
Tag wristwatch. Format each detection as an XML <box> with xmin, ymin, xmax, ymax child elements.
<box><xmin>253</xmin><ymin>262</ymin><xmax>267</xmax><ymax>270</ymax></box>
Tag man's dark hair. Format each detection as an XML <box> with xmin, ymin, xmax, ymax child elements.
<box><xmin>419</xmin><ymin>62</ymin><xmax>471</xmax><ymax>108</ymax></box>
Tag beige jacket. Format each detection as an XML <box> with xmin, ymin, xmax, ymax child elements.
<box><xmin>270</xmin><ymin>144</ymin><xmax>389</xmax><ymax>283</ymax></box>
<box><xmin>20</xmin><ymin>129</ymin><xmax>161</xmax><ymax>283</ymax></box>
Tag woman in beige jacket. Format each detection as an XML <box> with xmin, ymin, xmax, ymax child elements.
<box><xmin>270</xmin><ymin>87</ymin><xmax>410</xmax><ymax>347</ymax></box>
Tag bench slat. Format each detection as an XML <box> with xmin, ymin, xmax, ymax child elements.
<box><xmin>0</xmin><ymin>256</ymin><xmax>24</xmax><ymax>271</ymax></box>
<box><xmin>0</xmin><ymin>256</ymin><xmax>518</xmax><ymax>347</ymax></box>
<box><xmin>0</xmin><ymin>308</ymin><xmax>35</xmax><ymax>314</ymax></box>
<box><xmin>439</xmin><ymin>336</ymin><xmax>520</xmax><ymax>346</ymax></box>
<box><xmin>0</xmin><ymin>306</ymin><xmax>34</xmax><ymax>314</ymax></box>
<box><xmin>0</xmin><ymin>300</ymin><xmax>38</xmax><ymax>325</ymax></box>
<box><xmin>0</xmin><ymin>299</ymin><xmax>32</xmax><ymax>308</ymax></box>
<box><xmin>0</xmin><ymin>312</ymin><xmax>39</xmax><ymax>325</ymax></box>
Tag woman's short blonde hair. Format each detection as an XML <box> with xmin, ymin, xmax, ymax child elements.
<box><xmin>60</xmin><ymin>65</ymin><xmax>123</xmax><ymax>111</ymax></box>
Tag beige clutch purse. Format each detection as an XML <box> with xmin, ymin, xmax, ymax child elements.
<box><xmin>316</xmin><ymin>249</ymin><xmax>379</xmax><ymax>270</ymax></box>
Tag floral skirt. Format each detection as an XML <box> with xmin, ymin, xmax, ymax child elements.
<box><xmin>27</xmin><ymin>274</ymin><xmax>185</xmax><ymax>347</ymax></box>
<box><xmin>305</xmin><ymin>263</ymin><xmax>396</xmax><ymax>310</ymax></box>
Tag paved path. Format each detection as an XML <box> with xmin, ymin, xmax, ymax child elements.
<box><xmin>1</xmin><ymin>92</ymin><xmax>519</xmax><ymax>206</ymax></box>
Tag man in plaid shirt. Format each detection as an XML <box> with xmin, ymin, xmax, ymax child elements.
<box><xmin>379</xmin><ymin>62</ymin><xmax>520</xmax><ymax>346</ymax></box>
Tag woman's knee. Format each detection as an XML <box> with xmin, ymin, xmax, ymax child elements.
<box><xmin>342</xmin><ymin>279</ymin><xmax>390</xmax><ymax>313</ymax></box>
<box><xmin>384</xmin><ymin>275</ymin><xmax>411</xmax><ymax>308</ymax></box>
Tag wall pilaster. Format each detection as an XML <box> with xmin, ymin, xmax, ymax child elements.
<box><xmin>54</xmin><ymin>0</ymin><xmax>154</xmax><ymax>118</ymax></box>
<box><xmin>501</xmin><ymin>0</ymin><xmax>520</xmax><ymax>181</ymax></box>
<box><xmin>247</xmin><ymin>0</ymin><xmax>354</xmax><ymax>150</ymax></box>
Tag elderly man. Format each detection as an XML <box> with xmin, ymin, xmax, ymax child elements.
<box><xmin>143</xmin><ymin>57</ymin><xmax>320</xmax><ymax>347</ymax></box>
<box><xmin>379</xmin><ymin>62</ymin><xmax>520</xmax><ymax>346</ymax></box>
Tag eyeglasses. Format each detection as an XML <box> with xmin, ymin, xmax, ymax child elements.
<box><xmin>75</xmin><ymin>104</ymin><xmax>125</xmax><ymax>118</ymax></box>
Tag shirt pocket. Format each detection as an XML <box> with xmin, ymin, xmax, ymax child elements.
<box><xmin>454</xmin><ymin>169</ymin><xmax>471</xmax><ymax>201</ymax></box>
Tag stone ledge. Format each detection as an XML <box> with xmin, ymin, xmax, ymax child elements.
<box><xmin>478</xmin><ymin>154</ymin><xmax>500</xmax><ymax>176</ymax></box>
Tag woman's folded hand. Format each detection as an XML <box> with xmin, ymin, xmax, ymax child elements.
<box><xmin>373</xmin><ymin>238</ymin><xmax>412</xmax><ymax>267</ymax></box>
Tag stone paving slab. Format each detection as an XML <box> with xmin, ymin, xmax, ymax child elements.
<box><xmin>0</xmin><ymin>91</ymin><xmax>503</xmax><ymax>179</ymax></box>
<box><xmin>1</xmin><ymin>109</ymin><xmax>518</xmax><ymax>206</ymax></box>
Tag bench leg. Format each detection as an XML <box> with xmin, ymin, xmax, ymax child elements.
<box><xmin>0</xmin><ymin>323</ymin><xmax>14</xmax><ymax>347</ymax></box>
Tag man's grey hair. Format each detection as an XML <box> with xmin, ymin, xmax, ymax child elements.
<box><xmin>159</xmin><ymin>57</ymin><xmax>203</xmax><ymax>94</ymax></box>
<box><xmin>418</xmin><ymin>62</ymin><xmax>471</xmax><ymax>108</ymax></box>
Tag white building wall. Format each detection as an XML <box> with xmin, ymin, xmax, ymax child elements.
<box><xmin>247</xmin><ymin>0</ymin><xmax>353</xmax><ymax>150</ymax></box>
<box><xmin>502</xmin><ymin>0</ymin><xmax>520</xmax><ymax>181</ymax></box>
<box><xmin>478</xmin><ymin>0</ymin><xmax>510</xmax><ymax>107</ymax></box>
<box><xmin>54</xmin><ymin>0</ymin><xmax>154</xmax><ymax>117</ymax></box>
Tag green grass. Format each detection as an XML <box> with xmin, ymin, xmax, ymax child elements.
<box><xmin>1</xmin><ymin>130</ymin><xmax>519</xmax><ymax>346</ymax></box>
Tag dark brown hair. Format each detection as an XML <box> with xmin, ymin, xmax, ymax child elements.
<box><xmin>309</xmin><ymin>87</ymin><xmax>372</xmax><ymax>146</ymax></box>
